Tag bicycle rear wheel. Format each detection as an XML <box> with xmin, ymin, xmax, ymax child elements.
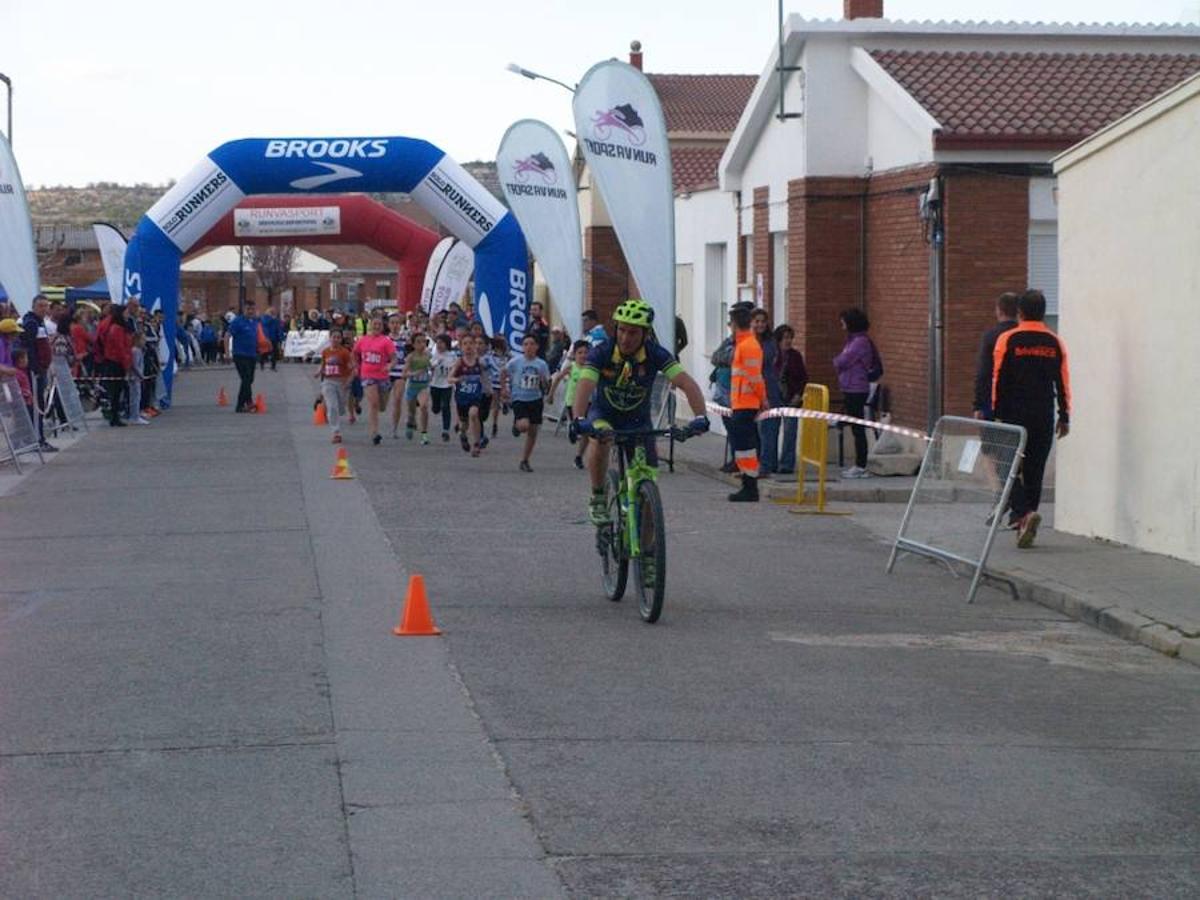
<box><xmin>633</xmin><ymin>479</ymin><xmax>667</xmax><ymax>623</ymax></box>
<box><xmin>599</xmin><ymin>470</ymin><xmax>627</xmax><ymax>602</ymax></box>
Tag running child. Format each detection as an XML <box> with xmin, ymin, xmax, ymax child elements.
<box><xmin>429</xmin><ymin>334</ymin><xmax>458</xmax><ymax>442</ymax></box>
<box><xmin>449</xmin><ymin>334</ymin><xmax>492</xmax><ymax>457</ymax></box>
<box><xmin>482</xmin><ymin>334</ymin><xmax>510</xmax><ymax>439</ymax></box>
<box><xmin>400</xmin><ymin>333</ymin><xmax>432</xmax><ymax>443</ymax></box>
<box><xmin>387</xmin><ymin>314</ymin><xmax>409</xmax><ymax>438</ymax></box>
<box><xmin>315</xmin><ymin>329</ymin><xmax>355</xmax><ymax>443</ymax></box>
<box><xmin>502</xmin><ymin>333</ymin><xmax>551</xmax><ymax>472</ymax></box>
<box><xmin>548</xmin><ymin>339</ymin><xmax>591</xmax><ymax>469</ymax></box>
<box><xmin>352</xmin><ymin>316</ymin><xmax>396</xmax><ymax>445</ymax></box>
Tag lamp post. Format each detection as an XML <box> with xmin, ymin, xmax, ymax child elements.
<box><xmin>505</xmin><ymin>63</ymin><xmax>576</xmax><ymax>94</ymax></box>
<box><xmin>0</xmin><ymin>73</ymin><xmax>11</xmax><ymax>144</ymax></box>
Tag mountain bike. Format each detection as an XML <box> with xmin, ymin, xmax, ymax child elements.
<box><xmin>592</xmin><ymin>427</ymin><xmax>694</xmax><ymax>623</ymax></box>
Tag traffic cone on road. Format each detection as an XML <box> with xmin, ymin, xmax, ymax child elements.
<box><xmin>313</xmin><ymin>400</ymin><xmax>327</xmax><ymax>426</ymax></box>
<box><xmin>217</xmin><ymin>386</ymin><xmax>229</xmax><ymax>406</ymax></box>
<box><xmin>393</xmin><ymin>574</ymin><xmax>441</xmax><ymax>636</ymax></box>
<box><xmin>255</xmin><ymin>393</ymin><xmax>267</xmax><ymax>414</ymax></box>
<box><xmin>330</xmin><ymin>447</ymin><xmax>354</xmax><ymax>479</ymax></box>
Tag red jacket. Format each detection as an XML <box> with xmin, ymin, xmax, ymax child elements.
<box><xmin>96</xmin><ymin>318</ymin><xmax>132</xmax><ymax>371</ymax></box>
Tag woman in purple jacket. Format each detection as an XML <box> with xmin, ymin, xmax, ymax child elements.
<box><xmin>833</xmin><ymin>308</ymin><xmax>876</xmax><ymax>478</ymax></box>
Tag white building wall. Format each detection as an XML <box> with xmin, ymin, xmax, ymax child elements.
<box><xmin>674</xmin><ymin>187</ymin><xmax>739</xmax><ymax>424</ymax></box>
<box><xmin>865</xmin><ymin>87</ymin><xmax>931</xmax><ymax>172</ymax></box>
<box><xmin>1055</xmin><ymin>91</ymin><xmax>1200</xmax><ymax>564</ymax></box>
<box><xmin>803</xmin><ymin>39</ymin><xmax>871</xmax><ymax>177</ymax></box>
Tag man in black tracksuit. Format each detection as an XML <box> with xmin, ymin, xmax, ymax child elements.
<box><xmin>972</xmin><ymin>292</ymin><xmax>1019</xmax><ymax>421</ymax></box>
<box><xmin>992</xmin><ymin>290</ymin><xmax>1070</xmax><ymax>549</ymax></box>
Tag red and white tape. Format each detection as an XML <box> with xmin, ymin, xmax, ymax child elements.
<box><xmin>705</xmin><ymin>401</ymin><xmax>931</xmax><ymax>443</ymax></box>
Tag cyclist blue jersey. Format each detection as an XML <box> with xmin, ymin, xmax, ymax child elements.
<box><xmin>579</xmin><ymin>337</ymin><xmax>683</xmax><ymax>422</ymax></box>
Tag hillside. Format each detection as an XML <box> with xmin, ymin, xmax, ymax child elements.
<box><xmin>28</xmin><ymin>162</ymin><xmax>504</xmax><ymax>229</ymax></box>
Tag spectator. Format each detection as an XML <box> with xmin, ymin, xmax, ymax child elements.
<box><xmin>973</xmin><ymin>292</ymin><xmax>1020</xmax><ymax>421</ymax></box>
<box><xmin>260</xmin><ymin>306</ymin><xmax>282</xmax><ymax>371</ymax></box>
<box><xmin>227</xmin><ymin>299</ymin><xmax>261</xmax><ymax>413</ymax></box>
<box><xmin>0</xmin><ymin>317</ymin><xmax>20</xmax><ymax>373</ymax></box>
<box><xmin>546</xmin><ymin>327</ymin><xmax>568</xmax><ymax>374</ymax></box>
<box><xmin>95</xmin><ymin>303</ymin><xmax>132</xmax><ymax>427</ymax></box>
<box><xmin>775</xmin><ymin>324</ymin><xmax>808</xmax><ymax>476</ymax></box>
<box><xmin>526</xmin><ymin>301</ymin><xmax>551</xmax><ymax>359</ymax></box>
<box><xmin>447</xmin><ymin>301</ymin><xmax>469</xmax><ymax>331</ymax></box>
<box><xmin>833</xmin><ymin>307</ymin><xmax>877</xmax><ymax>479</ymax></box>
<box><xmin>20</xmin><ymin>294</ymin><xmax>56</xmax><ymax>450</ymax></box>
<box><xmin>10</xmin><ymin>348</ymin><xmax>34</xmax><ymax>424</ymax></box>
<box><xmin>199</xmin><ymin>317</ymin><xmax>218</xmax><ymax>364</ymax></box>
<box><xmin>675</xmin><ymin>314</ymin><xmax>689</xmax><ymax>357</ymax></box>
<box><xmin>70</xmin><ymin>308</ymin><xmax>94</xmax><ymax>378</ymax></box>
<box><xmin>127</xmin><ymin>332</ymin><xmax>150</xmax><ymax>425</ymax></box>
<box><xmin>992</xmin><ymin>289</ymin><xmax>1070</xmax><ymax>549</ymax></box>
<box><xmin>581</xmin><ymin>309</ymin><xmax>607</xmax><ymax>347</ymax></box>
<box><xmin>752</xmin><ymin>308</ymin><xmax>782</xmax><ymax>477</ymax></box>
<box><xmin>708</xmin><ymin>331</ymin><xmax>735</xmax><ymax>473</ymax></box>
<box><xmin>728</xmin><ymin>301</ymin><xmax>765</xmax><ymax>502</ymax></box>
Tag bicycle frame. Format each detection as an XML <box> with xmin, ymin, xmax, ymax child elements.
<box><xmin>611</xmin><ymin>441</ymin><xmax>660</xmax><ymax>561</ymax></box>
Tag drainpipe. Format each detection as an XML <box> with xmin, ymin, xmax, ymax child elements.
<box><xmin>925</xmin><ymin>174</ymin><xmax>945</xmax><ymax>433</ymax></box>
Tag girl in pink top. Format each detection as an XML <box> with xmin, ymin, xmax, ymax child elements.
<box><xmin>352</xmin><ymin>316</ymin><xmax>396</xmax><ymax>445</ymax></box>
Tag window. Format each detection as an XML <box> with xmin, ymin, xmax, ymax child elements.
<box><xmin>742</xmin><ymin>235</ymin><xmax>754</xmax><ymax>284</ymax></box>
<box><xmin>705</xmin><ymin>243</ymin><xmax>727</xmax><ymax>353</ymax></box>
<box><xmin>375</xmin><ymin>281</ymin><xmax>391</xmax><ymax>300</ymax></box>
<box><xmin>345</xmin><ymin>282</ymin><xmax>359</xmax><ymax>303</ymax></box>
<box><xmin>1028</xmin><ymin>223</ymin><xmax>1059</xmax><ymax>324</ymax></box>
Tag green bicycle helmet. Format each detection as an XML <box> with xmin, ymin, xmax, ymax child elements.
<box><xmin>612</xmin><ymin>298</ymin><xmax>655</xmax><ymax>328</ymax></box>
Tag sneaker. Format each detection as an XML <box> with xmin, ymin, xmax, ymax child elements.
<box><xmin>460</xmin><ymin>433</ymin><xmax>470</xmax><ymax>453</ymax></box>
<box><xmin>471</xmin><ymin>444</ymin><xmax>482</xmax><ymax>458</ymax></box>
<box><xmin>405</xmin><ymin>427</ymin><xmax>414</xmax><ymax>440</ymax></box>
<box><xmin>332</xmin><ymin>432</ymin><xmax>342</xmax><ymax>444</ymax></box>
<box><xmin>1017</xmin><ymin>512</ymin><xmax>1042</xmax><ymax>549</ymax></box>
<box><xmin>420</xmin><ymin>433</ymin><xmax>429</xmax><ymax>446</ymax></box>
<box><xmin>588</xmin><ymin>492</ymin><xmax>609</xmax><ymax>526</ymax></box>
<box><xmin>512</xmin><ymin>425</ymin><xmax>521</xmax><ymax>438</ymax></box>
<box><xmin>573</xmin><ymin>455</ymin><xmax>584</xmax><ymax>470</ymax></box>
<box><xmin>480</xmin><ymin>435</ymin><xmax>490</xmax><ymax>449</ymax></box>
<box><xmin>841</xmin><ymin>466</ymin><xmax>871</xmax><ymax>479</ymax></box>
<box><xmin>519</xmin><ymin>459</ymin><xmax>533</xmax><ymax>473</ymax></box>
<box><xmin>442</xmin><ymin>431</ymin><xmax>450</xmax><ymax>442</ymax></box>
<box><xmin>132</xmin><ymin>416</ymin><xmax>151</xmax><ymax>425</ymax></box>
<box><xmin>372</xmin><ymin>434</ymin><xmax>382</xmax><ymax>446</ymax></box>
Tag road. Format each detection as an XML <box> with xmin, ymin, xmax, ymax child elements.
<box><xmin>1</xmin><ymin>364</ymin><xmax>1197</xmax><ymax>897</ymax></box>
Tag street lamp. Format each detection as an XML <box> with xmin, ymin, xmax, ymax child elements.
<box><xmin>505</xmin><ymin>63</ymin><xmax>576</xmax><ymax>94</ymax></box>
<box><xmin>0</xmin><ymin>73</ymin><xmax>11</xmax><ymax>144</ymax></box>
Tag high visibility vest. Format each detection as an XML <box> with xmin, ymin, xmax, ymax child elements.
<box><xmin>731</xmin><ymin>329</ymin><xmax>766</xmax><ymax>411</ymax></box>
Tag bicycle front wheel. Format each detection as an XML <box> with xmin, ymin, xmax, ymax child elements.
<box><xmin>633</xmin><ymin>479</ymin><xmax>667</xmax><ymax>623</ymax></box>
<box><xmin>600</xmin><ymin>470</ymin><xmax>628</xmax><ymax>602</ymax></box>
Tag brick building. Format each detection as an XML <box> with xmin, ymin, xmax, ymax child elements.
<box><xmin>702</xmin><ymin>1</ymin><xmax>1200</xmax><ymax>428</ymax></box>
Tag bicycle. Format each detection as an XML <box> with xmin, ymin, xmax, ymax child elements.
<box><xmin>582</xmin><ymin>426</ymin><xmax>695</xmax><ymax>624</ymax></box>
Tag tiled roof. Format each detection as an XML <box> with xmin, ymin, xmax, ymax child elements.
<box><xmin>871</xmin><ymin>49</ymin><xmax>1200</xmax><ymax>149</ymax></box>
<box><xmin>672</xmin><ymin>146</ymin><xmax>727</xmax><ymax>193</ymax></box>
<box><xmin>647</xmin><ymin>74</ymin><xmax>757</xmax><ymax>133</ymax></box>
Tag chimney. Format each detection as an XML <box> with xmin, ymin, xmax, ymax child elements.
<box><xmin>844</xmin><ymin>0</ymin><xmax>883</xmax><ymax>19</ymax></box>
<box><xmin>629</xmin><ymin>40</ymin><xmax>643</xmax><ymax>71</ymax></box>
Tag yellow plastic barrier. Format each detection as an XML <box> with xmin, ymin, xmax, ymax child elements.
<box><xmin>774</xmin><ymin>384</ymin><xmax>851</xmax><ymax>516</ymax></box>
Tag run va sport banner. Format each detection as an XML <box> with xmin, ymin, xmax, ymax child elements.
<box><xmin>420</xmin><ymin>236</ymin><xmax>474</xmax><ymax>317</ymax></box>
<box><xmin>92</xmin><ymin>223</ymin><xmax>127</xmax><ymax>307</ymax></box>
<box><xmin>573</xmin><ymin>60</ymin><xmax>674</xmax><ymax>352</ymax></box>
<box><xmin>497</xmin><ymin>120</ymin><xmax>582</xmax><ymax>337</ymax></box>
<box><xmin>0</xmin><ymin>135</ymin><xmax>40</xmax><ymax>315</ymax></box>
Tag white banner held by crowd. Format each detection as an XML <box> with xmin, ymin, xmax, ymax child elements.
<box><xmin>497</xmin><ymin>120</ymin><xmax>583</xmax><ymax>337</ymax></box>
<box><xmin>573</xmin><ymin>60</ymin><xmax>675</xmax><ymax>351</ymax></box>
<box><xmin>0</xmin><ymin>134</ymin><xmax>40</xmax><ymax>314</ymax></box>
<box><xmin>92</xmin><ymin>222</ymin><xmax>128</xmax><ymax>306</ymax></box>
<box><xmin>233</xmin><ymin>206</ymin><xmax>341</xmax><ymax>238</ymax></box>
<box><xmin>420</xmin><ymin>236</ymin><xmax>474</xmax><ymax>316</ymax></box>
<box><xmin>283</xmin><ymin>330</ymin><xmax>330</xmax><ymax>359</ymax></box>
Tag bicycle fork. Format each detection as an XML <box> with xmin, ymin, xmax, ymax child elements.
<box><xmin>621</xmin><ymin>489</ymin><xmax>641</xmax><ymax>561</ymax></box>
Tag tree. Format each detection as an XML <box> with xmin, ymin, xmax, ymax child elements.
<box><xmin>246</xmin><ymin>245</ymin><xmax>296</xmax><ymax>308</ymax></box>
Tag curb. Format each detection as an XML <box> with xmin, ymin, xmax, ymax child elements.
<box><xmin>1002</xmin><ymin>572</ymin><xmax>1199</xmax><ymax>668</ymax></box>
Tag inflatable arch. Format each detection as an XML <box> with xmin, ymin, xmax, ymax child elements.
<box><xmin>194</xmin><ymin>195</ymin><xmax>441</xmax><ymax>308</ymax></box>
<box><xmin>124</xmin><ymin>136</ymin><xmax>528</xmax><ymax>398</ymax></box>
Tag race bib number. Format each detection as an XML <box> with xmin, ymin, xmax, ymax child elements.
<box><xmin>520</xmin><ymin>373</ymin><xmax>540</xmax><ymax>390</ymax></box>
<box><xmin>324</xmin><ymin>362</ymin><xmax>341</xmax><ymax>377</ymax></box>
<box><xmin>365</xmin><ymin>352</ymin><xmax>382</xmax><ymax>365</ymax></box>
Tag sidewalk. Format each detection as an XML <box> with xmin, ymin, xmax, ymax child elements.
<box><xmin>678</xmin><ymin>431</ymin><xmax>1200</xmax><ymax>667</ymax></box>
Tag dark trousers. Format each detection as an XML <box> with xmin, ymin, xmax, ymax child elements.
<box><xmin>843</xmin><ymin>391</ymin><xmax>869</xmax><ymax>468</ymax></box>
<box><xmin>1008</xmin><ymin>418</ymin><xmax>1053</xmax><ymax>519</ymax></box>
<box><xmin>729</xmin><ymin>408</ymin><xmax>760</xmax><ymax>478</ymax></box>
<box><xmin>234</xmin><ymin>356</ymin><xmax>256</xmax><ymax>409</ymax></box>
<box><xmin>101</xmin><ymin>362</ymin><xmax>125</xmax><ymax>424</ymax></box>
<box><xmin>431</xmin><ymin>386</ymin><xmax>453</xmax><ymax>431</ymax></box>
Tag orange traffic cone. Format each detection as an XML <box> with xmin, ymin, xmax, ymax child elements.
<box><xmin>313</xmin><ymin>400</ymin><xmax>327</xmax><ymax>426</ymax></box>
<box><xmin>330</xmin><ymin>447</ymin><xmax>354</xmax><ymax>479</ymax></box>
<box><xmin>255</xmin><ymin>393</ymin><xmax>267</xmax><ymax>414</ymax></box>
<box><xmin>217</xmin><ymin>386</ymin><xmax>229</xmax><ymax>407</ymax></box>
<box><xmin>393</xmin><ymin>574</ymin><xmax>441</xmax><ymax>636</ymax></box>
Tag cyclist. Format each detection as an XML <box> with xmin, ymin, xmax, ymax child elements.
<box><xmin>570</xmin><ymin>299</ymin><xmax>709</xmax><ymax>525</ymax></box>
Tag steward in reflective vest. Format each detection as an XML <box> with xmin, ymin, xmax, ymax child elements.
<box><xmin>728</xmin><ymin>302</ymin><xmax>765</xmax><ymax>502</ymax></box>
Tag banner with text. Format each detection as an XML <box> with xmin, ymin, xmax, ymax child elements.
<box><xmin>234</xmin><ymin>205</ymin><xmax>341</xmax><ymax>238</ymax></box>
<box><xmin>420</xmin><ymin>236</ymin><xmax>475</xmax><ymax>318</ymax></box>
<box><xmin>498</xmin><ymin>120</ymin><xmax>583</xmax><ymax>338</ymax></box>
<box><xmin>573</xmin><ymin>60</ymin><xmax>675</xmax><ymax>352</ymax></box>
<box><xmin>0</xmin><ymin>135</ymin><xmax>40</xmax><ymax>315</ymax></box>
<box><xmin>92</xmin><ymin>223</ymin><xmax>127</xmax><ymax>307</ymax></box>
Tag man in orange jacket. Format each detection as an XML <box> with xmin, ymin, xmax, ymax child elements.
<box><xmin>728</xmin><ymin>302</ymin><xmax>766</xmax><ymax>502</ymax></box>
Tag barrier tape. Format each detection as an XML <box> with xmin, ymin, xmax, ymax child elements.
<box><xmin>705</xmin><ymin>401</ymin><xmax>932</xmax><ymax>443</ymax></box>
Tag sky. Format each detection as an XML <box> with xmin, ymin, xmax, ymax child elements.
<box><xmin>3</xmin><ymin>0</ymin><xmax>1199</xmax><ymax>188</ymax></box>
